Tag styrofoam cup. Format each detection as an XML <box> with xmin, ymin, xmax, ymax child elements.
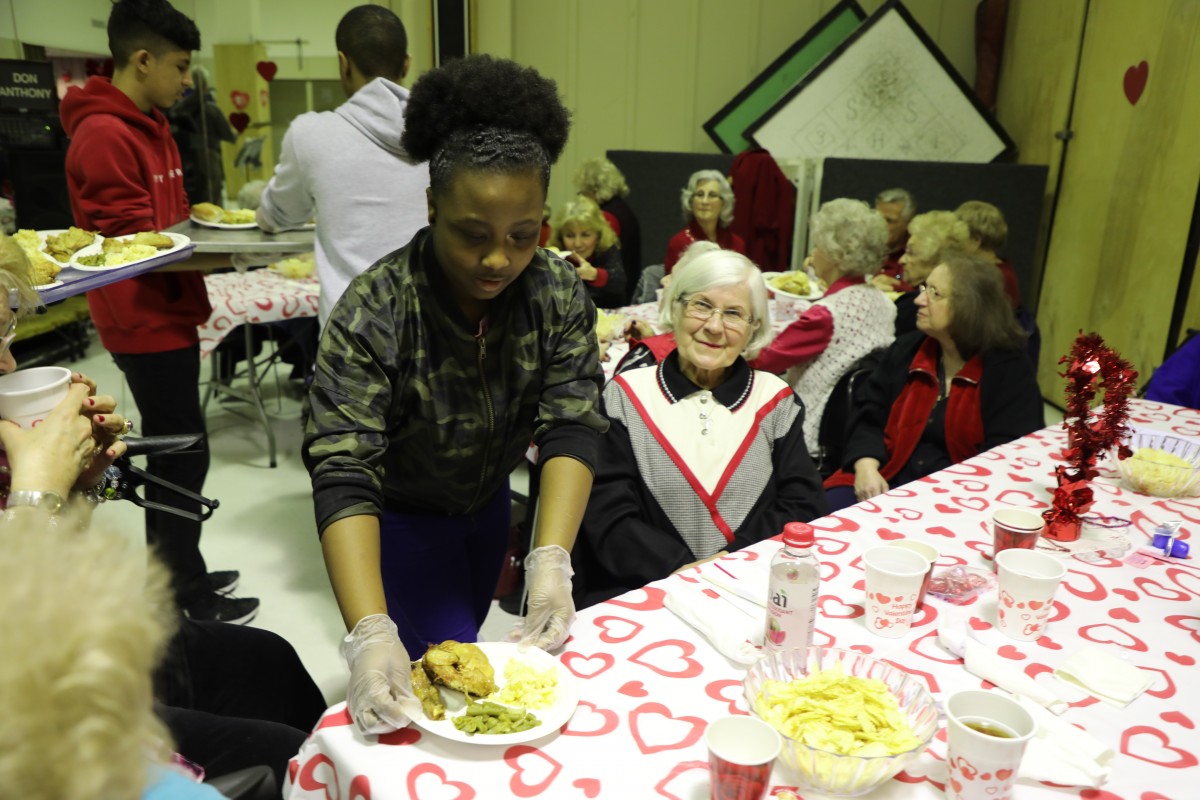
<box><xmin>0</xmin><ymin>366</ymin><xmax>72</xmax><ymax>428</ymax></box>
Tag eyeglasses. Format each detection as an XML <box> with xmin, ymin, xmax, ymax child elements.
<box><xmin>680</xmin><ymin>296</ymin><xmax>755</xmax><ymax>331</ymax></box>
<box><xmin>692</xmin><ymin>191</ymin><xmax>722</xmax><ymax>201</ymax></box>
<box><xmin>918</xmin><ymin>283</ymin><xmax>948</xmax><ymax>301</ymax></box>
<box><xmin>0</xmin><ymin>314</ymin><xmax>15</xmax><ymax>359</ymax></box>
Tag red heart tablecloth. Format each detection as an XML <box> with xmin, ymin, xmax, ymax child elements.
<box><xmin>285</xmin><ymin>400</ymin><xmax>1200</xmax><ymax>800</ymax></box>
<box><xmin>199</xmin><ymin>270</ymin><xmax>319</xmax><ymax>359</ymax></box>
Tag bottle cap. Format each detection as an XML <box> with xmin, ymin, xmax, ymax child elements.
<box><xmin>782</xmin><ymin>522</ymin><xmax>814</xmax><ymax>548</ymax></box>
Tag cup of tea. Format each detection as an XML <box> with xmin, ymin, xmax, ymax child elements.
<box><xmin>0</xmin><ymin>366</ymin><xmax>72</xmax><ymax>428</ymax></box>
<box><xmin>944</xmin><ymin>690</ymin><xmax>1035</xmax><ymax>800</ymax></box>
<box><xmin>862</xmin><ymin>546</ymin><xmax>929</xmax><ymax>638</ymax></box>
<box><xmin>994</xmin><ymin>548</ymin><xmax>1066</xmax><ymax>641</ymax></box>
<box><xmin>990</xmin><ymin>508</ymin><xmax>1044</xmax><ymax>568</ymax></box>
<box><xmin>891</xmin><ymin>540</ymin><xmax>939</xmax><ymax>609</ymax></box>
<box><xmin>705</xmin><ymin>715</ymin><xmax>780</xmax><ymax>800</ymax></box>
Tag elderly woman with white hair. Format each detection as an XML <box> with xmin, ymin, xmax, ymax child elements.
<box><xmin>664</xmin><ymin>169</ymin><xmax>746</xmax><ymax>273</ymax></box>
<box><xmin>752</xmin><ymin>198</ymin><xmax>896</xmax><ymax>452</ymax></box>
<box><xmin>574</xmin><ymin>247</ymin><xmax>827</xmax><ymax>607</ymax></box>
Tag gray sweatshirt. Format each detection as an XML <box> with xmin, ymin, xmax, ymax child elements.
<box><xmin>258</xmin><ymin>77</ymin><xmax>429</xmax><ymax>326</ymax></box>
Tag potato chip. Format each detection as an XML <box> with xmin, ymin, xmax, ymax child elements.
<box><xmin>754</xmin><ymin>664</ymin><xmax>923</xmax><ymax>756</ymax></box>
<box><xmin>768</xmin><ymin>271</ymin><xmax>811</xmax><ymax>297</ymax></box>
<box><xmin>1124</xmin><ymin>447</ymin><xmax>1196</xmax><ymax>496</ymax></box>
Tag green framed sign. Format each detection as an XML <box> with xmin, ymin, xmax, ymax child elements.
<box><xmin>702</xmin><ymin>0</ymin><xmax>866</xmax><ymax>155</ymax></box>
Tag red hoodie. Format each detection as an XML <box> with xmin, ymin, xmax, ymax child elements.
<box><xmin>60</xmin><ymin>77</ymin><xmax>212</xmax><ymax>353</ymax></box>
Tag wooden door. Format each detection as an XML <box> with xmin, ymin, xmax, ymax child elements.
<box><xmin>1033</xmin><ymin>0</ymin><xmax>1200</xmax><ymax>398</ymax></box>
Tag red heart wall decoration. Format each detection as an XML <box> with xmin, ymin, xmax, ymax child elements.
<box><xmin>256</xmin><ymin>60</ymin><xmax>278</xmax><ymax>81</ymax></box>
<box><xmin>230</xmin><ymin>90</ymin><xmax>249</xmax><ymax>110</ymax></box>
<box><xmin>1124</xmin><ymin>60</ymin><xmax>1148</xmax><ymax>105</ymax></box>
<box><xmin>229</xmin><ymin>112</ymin><xmax>250</xmax><ymax>133</ymax></box>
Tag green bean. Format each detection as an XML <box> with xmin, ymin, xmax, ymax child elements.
<box><xmin>451</xmin><ymin>701</ymin><xmax>542</xmax><ymax>736</ymax></box>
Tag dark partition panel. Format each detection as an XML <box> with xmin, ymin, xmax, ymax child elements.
<box><xmin>606</xmin><ymin>150</ymin><xmax>734</xmax><ymax>270</ymax></box>
<box><xmin>819</xmin><ymin>158</ymin><xmax>1049</xmax><ymax>313</ymax></box>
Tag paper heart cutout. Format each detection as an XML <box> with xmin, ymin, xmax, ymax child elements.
<box><xmin>1166</xmin><ymin>651</ymin><xmax>1195</xmax><ymax>666</ymax></box>
<box><xmin>1109</xmin><ymin>607</ymin><xmax>1140</xmax><ymax>623</ymax></box>
<box><xmin>997</xmin><ymin>645</ymin><xmax>1026</xmax><ymax>661</ymax></box>
<box><xmin>560</xmin><ymin>651</ymin><xmax>615</xmax><ymax>679</ymax></box>
<box><xmin>573</xmin><ymin>778</ymin><xmax>601</xmax><ymax>798</ymax></box>
<box><xmin>705</xmin><ymin>679</ymin><xmax>749</xmax><ymax>715</ymax></box>
<box><xmin>819</xmin><ymin>594</ymin><xmax>864</xmax><ymax>618</ymax></box>
<box><xmin>876</xmin><ymin>527</ymin><xmax>905</xmax><ymax>541</ymax></box>
<box><xmin>1120</xmin><ymin>725</ymin><xmax>1198</xmax><ymax>768</ymax></box>
<box><xmin>377</xmin><ymin>726</ymin><xmax>421</xmax><ymax>745</ymax></box>
<box><xmin>653</xmin><ymin>760</ymin><xmax>710</xmax><ymax>800</ymax></box>
<box><xmin>229</xmin><ymin>111</ymin><xmax>250</xmax><ymax>133</ymax></box>
<box><xmin>256</xmin><ymin>60</ymin><xmax>278</xmax><ymax>81</ymax></box>
<box><xmin>592</xmin><ymin>614</ymin><xmax>643</xmax><ymax>644</ymax></box>
<box><xmin>629</xmin><ymin>639</ymin><xmax>703</xmax><ymax>678</ymax></box>
<box><xmin>504</xmin><ymin>745</ymin><xmax>562</xmax><ymax>796</ymax></box>
<box><xmin>1079</xmin><ymin>623</ymin><xmax>1148</xmax><ymax>652</ymax></box>
<box><xmin>230</xmin><ymin>90</ymin><xmax>249</xmax><ymax>109</ymax></box>
<box><xmin>406</xmin><ymin>763</ymin><xmax>476</xmax><ymax>800</ymax></box>
<box><xmin>1161</xmin><ymin>711</ymin><xmax>1195</xmax><ymax>729</ymax></box>
<box><xmin>1123</xmin><ymin>60</ymin><xmax>1149</xmax><ymax>105</ymax></box>
<box><xmin>618</xmin><ymin>680</ymin><xmax>649</xmax><ymax>697</ymax></box>
<box><xmin>605</xmin><ymin>585</ymin><xmax>665</xmax><ymax>611</ymax></box>
<box><xmin>562</xmin><ymin>701</ymin><xmax>619</xmax><ymax>737</ymax></box>
<box><xmin>628</xmin><ymin>703</ymin><xmax>707</xmax><ymax>755</ymax></box>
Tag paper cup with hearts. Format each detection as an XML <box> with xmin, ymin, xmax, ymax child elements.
<box><xmin>706</xmin><ymin>715</ymin><xmax>780</xmax><ymax>800</ymax></box>
<box><xmin>892</xmin><ymin>540</ymin><xmax>939</xmax><ymax>609</ymax></box>
<box><xmin>944</xmin><ymin>690</ymin><xmax>1035</xmax><ymax>800</ymax></box>
<box><xmin>994</xmin><ymin>548</ymin><xmax>1066</xmax><ymax>641</ymax></box>
<box><xmin>862</xmin><ymin>546</ymin><xmax>928</xmax><ymax>638</ymax></box>
<box><xmin>0</xmin><ymin>366</ymin><xmax>71</xmax><ymax>428</ymax></box>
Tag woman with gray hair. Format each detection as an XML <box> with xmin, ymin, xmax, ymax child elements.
<box><xmin>664</xmin><ymin>169</ymin><xmax>745</xmax><ymax>272</ymax></box>
<box><xmin>574</xmin><ymin>246</ymin><xmax>826</xmax><ymax>607</ymax></box>
<box><xmin>753</xmin><ymin>198</ymin><xmax>896</xmax><ymax>452</ymax></box>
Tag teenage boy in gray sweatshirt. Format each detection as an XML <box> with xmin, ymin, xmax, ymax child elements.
<box><xmin>257</xmin><ymin>5</ymin><xmax>428</xmax><ymax>327</ymax></box>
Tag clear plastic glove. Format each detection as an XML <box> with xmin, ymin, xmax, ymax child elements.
<box><xmin>508</xmin><ymin>545</ymin><xmax>575</xmax><ymax>651</ymax></box>
<box><xmin>341</xmin><ymin>614</ymin><xmax>421</xmax><ymax>735</ymax></box>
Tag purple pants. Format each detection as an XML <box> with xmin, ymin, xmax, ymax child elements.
<box><xmin>379</xmin><ymin>484</ymin><xmax>512</xmax><ymax>659</ymax></box>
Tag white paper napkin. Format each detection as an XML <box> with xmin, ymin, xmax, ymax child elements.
<box><xmin>937</xmin><ymin>612</ymin><xmax>1068</xmax><ymax>714</ymax></box>
<box><xmin>660</xmin><ymin>576</ymin><xmax>764</xmax><ymax>665</ymax></box>
<box><xmin>1054</xmin><ymin>646</ymin><xmax>1155</xmax><ymax>706</ymax></box>
<box><xmin>1017</xmin><ymin>695</ymin><xmax>1115</xmax><ymax>788</ymax></box>
<box><xmin>696</xmin><ymin>554</ymin><xmax>772</xmax><ymax>607</ymax></box>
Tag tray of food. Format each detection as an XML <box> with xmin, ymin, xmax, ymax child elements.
<box><xmin>190</xmin><ymin>202</ymin><xmax>258</xmax><ymax>229</ymax></box>
<box><xmin>70</xmin><ymin>231</ymin><xmax>191</xmax><ymax>271</ymax></box>
<box><xmin>13</xmin><ymin>227</ymin><xmax>102</xmax><ymax>287</ymax></box>
<box><xmin>409</xmin><ymin>640</ymin><xmax>577</xmax><ymax>745</ymax></box>
<box><xmin>766</xmin><ymin>270</ymin><xmax>824</xmax><ymax>301</ymax></box>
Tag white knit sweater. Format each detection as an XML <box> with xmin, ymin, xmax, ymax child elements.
<box><xmin>786</xmin><ymin>283</ymin><xmax>896</xmax><ymax>451</ymax></box>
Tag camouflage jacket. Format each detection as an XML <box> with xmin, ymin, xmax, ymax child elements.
<box><xmin>304</xmin><ymin>228</ymin><xmax>607</xmax><ymax>532</ymax></box>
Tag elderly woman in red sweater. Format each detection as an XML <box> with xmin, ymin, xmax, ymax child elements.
<box><xmin>825</xmin><ymin>252</ymin><xmax>1043</xmax><ymax>511</ymax></box>
<box><xmin>664</xmin><ymin>170</ymin><xmax>745</xmax><ymax>273</ymax></box>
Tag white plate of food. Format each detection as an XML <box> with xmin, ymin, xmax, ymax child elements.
<box><xmin>70</xmin><ymin>231</ymin><xmax>191</xmax><ymax>271</ymax></box>
<box><xmin>35</xmin><ymin>228</ymin><xmax>103</xmax><ymax>267</ymax></box>
<box><xmin>410</xmin><ymin>641</ymin><xmax>578</xmax><ymax>746</ymax></box>
<box><xmin>189</xmin><ymin>202</ymin><xmax>259</xmax><ymax>230</ymax></box>
<box><xmin>766</xmin><ymin>270</ymin><xmax>824</xmax><ymax>301</ymax></box>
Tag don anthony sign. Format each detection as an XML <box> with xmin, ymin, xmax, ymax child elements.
<box><xmin>0</xmin><ymin>59</ymin><xmax>56</xmax><ymax>112</ymax></box>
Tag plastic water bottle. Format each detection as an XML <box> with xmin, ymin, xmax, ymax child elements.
<box><xmin>763</xmin><ymin>522</ymin><xmax>820</xmax><ymax>655</ymax></box>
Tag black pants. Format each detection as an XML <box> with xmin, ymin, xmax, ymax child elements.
<box><xmin>156</xmin><ymin>619</ymin><xmax>328</xmax><ymax>786</ymax></box>
<box><xmin>112</xmin><ymin>346</ymin><xmax>211</xmax><ymax>608</ymax></box>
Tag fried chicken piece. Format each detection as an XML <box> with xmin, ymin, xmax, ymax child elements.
<box><xmin>43</xmin><ymin>227</ymin><xmax>95</xmax><ymax>261</ymax></box>
<box><xmin>410</xmin><ymin>659</ymin><xmax>446</xmax><ymax>720</ymax></box>
<box><xmin>422</xmin><ymin>641</ymin><xmax>497</xmax><ymax>698</ymax></box>
<box><xmin>31</xmin><ymin>253</ymin><xmax>61</xmax><ymax>286</ymax></box>
<box><xmin>131</xmin><ymin>231</ymin><xmax>174</xmax><ymax>249</ymax></box>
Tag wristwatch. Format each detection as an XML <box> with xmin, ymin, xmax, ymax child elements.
<box><xmin>6</xmin><ymin>490</ymin><xmax>66</xmax><ymax>514</ymax></box>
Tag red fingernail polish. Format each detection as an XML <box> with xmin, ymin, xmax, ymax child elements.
<box><xmin>88</xmin><ymin>398</ymin><xmax>95</xmax><ymax>406</ymax></box>
<box><xmin>95</xmin><ymin>415</ymin><xmax>105</xmax><ymax>423</ymax></box>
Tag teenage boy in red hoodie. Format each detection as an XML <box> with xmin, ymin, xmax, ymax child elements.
<box><xmin>60</xmin><ymin>0</ymin><xmax>256</xmax><ymax>624</ymax></box>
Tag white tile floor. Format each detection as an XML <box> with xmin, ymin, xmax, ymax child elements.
<box><xmin>61</xmin><ymin>331</ymin><xmax>1064</xmax><ymax>707</ymax></box>
<box><xmin>69</xmin><ymin>336</ymin><xmax>520</xmax><ymax>707</ymax></box>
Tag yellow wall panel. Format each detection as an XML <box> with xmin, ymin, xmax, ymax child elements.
<box><xmin>1036</xmin><ymin>0</ymin><xmax>1200</xmax><ymax>396</ymax></box>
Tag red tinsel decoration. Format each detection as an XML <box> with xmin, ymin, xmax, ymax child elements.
<box><xmin>1042</xmin><ymin>332</ymin><xmax>1137</xmax><ymax>541</ymax></box>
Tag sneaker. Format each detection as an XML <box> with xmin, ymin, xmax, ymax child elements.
<box><xmin>185</xmin><ymin>593</ymin><xmax>260</xmax><ymax>625</ymax></box>
<box><xmin>207</xmin><ymin>570</ymin><xmax>240</xmax><ymax>594</ymax></box>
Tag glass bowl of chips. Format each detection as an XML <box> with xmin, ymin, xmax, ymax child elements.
<box><xmin>743</xmin><ymin>647</ymin><xmax>939</xmax><ymax>797</ymax></box>
<box><xmin>1113</xmin><ymin>432</ymin><xmax>1200</xmax><ymax>498</ymax></box>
